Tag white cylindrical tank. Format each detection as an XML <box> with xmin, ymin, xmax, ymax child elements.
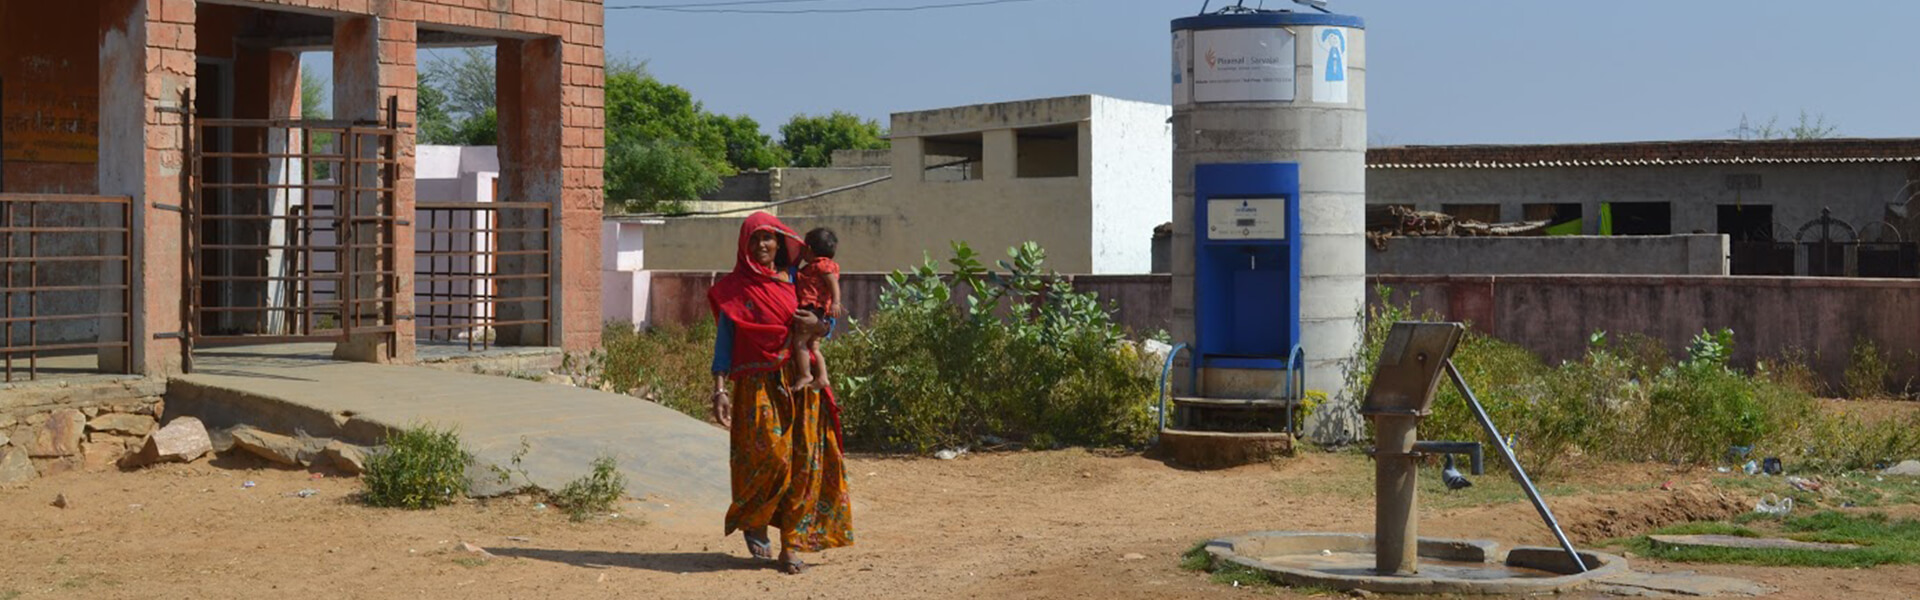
<box><xmin>1170</xmin><ymin>9</ymin><xmax>1367</xmax><ymax>443</ymax></box>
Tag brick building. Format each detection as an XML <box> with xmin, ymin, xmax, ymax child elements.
<box><xmin>0</xmin><ymin>0</ymin><xmax>606</xmax><ymax>381</ymax></box>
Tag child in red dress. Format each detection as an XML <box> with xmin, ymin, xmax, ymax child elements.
<box><xmin>789</xmin><ymin>228</ymin><xmax>840</xmax><ymax>392</ymax></box>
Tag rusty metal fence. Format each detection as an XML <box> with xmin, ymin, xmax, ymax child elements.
<box><xmin>185</xmin><ymin>109</ymin><xmax>401</xmax><ymax>367</ymax></box>
<box><xmin>0</xmin><ymin>194</ymin><xmax>134</xmax><ymax>382</ymax></box>
<box><xmin>414</xmin><ymin>201</ymin><xmax>552</xmax><ymax>350</ymax></box>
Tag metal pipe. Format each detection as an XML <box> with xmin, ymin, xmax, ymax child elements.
<box><xmin>1444</xmin><ymin>359</ymin><xmax>1588</xmax><ymax>572</ymax></box>
<box><xmin>1373</xmin><ymin>414</ymin><xmax>1420</xmax><ymax>575</ymax></box>
<box><xmin>1412</xmin><ymin>440</ymin><xmax>1484</xmax><ymax>475</ymax></box>
<box><xmin>1155</xmin><ymin>343</ymin><xmax>1192</xmax><ymax>440</ymax></box>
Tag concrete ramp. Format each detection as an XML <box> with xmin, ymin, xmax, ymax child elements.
<box><xmin>165</xmin><ymin>344</ymin><xmax>730</xmax><ymax>511</ymax></box>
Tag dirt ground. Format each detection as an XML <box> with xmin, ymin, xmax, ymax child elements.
<box><xmin>6</xmin><ymin>445</ymin><xmax>1920</xmax><ymax>600</ymax></box>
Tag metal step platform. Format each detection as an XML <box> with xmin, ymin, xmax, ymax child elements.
<box><xmin>1154</xmin><ymin>344</ymin><xmax>1306</xmax><ymax>468</ymax></box>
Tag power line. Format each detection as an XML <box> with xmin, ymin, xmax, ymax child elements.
<box><xmin>609</xmin><ymin>0</ymin><xmax>1041</xmax><ymax>14</ymax></box>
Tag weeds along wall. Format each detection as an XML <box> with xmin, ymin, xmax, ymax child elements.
<box><xmin>643</xmin><ymin>271</ymin><xmax>1920</xmax><ymax>395</ymax></box>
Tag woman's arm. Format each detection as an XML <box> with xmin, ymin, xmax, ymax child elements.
<box><xmin>710</xmin><ymin>317</ymin><xmax>735</xmax><ymax>428</ymax></box>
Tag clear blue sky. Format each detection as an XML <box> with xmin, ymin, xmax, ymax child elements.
<box><xmin>313</xmin><ymin>0</ymin><xmax>1920</xmax><ymax>145</ymax></box>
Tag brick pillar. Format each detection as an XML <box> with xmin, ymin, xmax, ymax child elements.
<box><xmin>98</xmin><ymin>0</ymin><xmax>192</xmax><ymax>376</ymax></box>
<box><xmin>562</xmin><ymin>9</ymin><xmax>607</xmax><ymax>352</ymax></box>
<box><xmin>495</xmin><ymin>39</ymin><xmax>560</xmax><ymax>347</ymax></box>
<box><xmin>329</xmin><ymin>15</ymin><xmax>416</xmax><ymax>363</ymax></box>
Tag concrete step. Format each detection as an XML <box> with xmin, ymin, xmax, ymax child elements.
<box><xmin>1171</xmin><ymin>396</ymin><xmax>1300</xmax><ymax>434</ymax></box>
<box><xmin>1157</xmin><ymin>428</ymin><xmax>1294</xmax><ymax>469</ymax></box>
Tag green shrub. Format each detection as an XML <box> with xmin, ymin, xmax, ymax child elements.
<box><xmin>1355</xmin><ymin>290</ymin><xmax>1832</xmax><ymax>475</ymax></box>
<box><xmin>1845</xmin><ymin>337</ymin><xmax>1896</xmax><ymax>399</ymax></box>
<box><xmin>1639</xmin><ymin>332</ymin><xmax>1816</xmax><ymax>464</ymax></box>
<box><xmin>593</xmin><ymin>319</ymin><xmax>717</xmax><ymax>419</ymax></box>
<box><xmin>362</xmin><ymin>424</ymin><xmax>471</xmax><ymax>509</ymax></box>
<box><xmin>1789</xmin><ymin>410</ymin><xmax>1920</xmax><ymax>472</ymax></box>
<box><xmin>1757</xmin><ymin>347</ymin><xmax>1824</xmax><ymax>397</ymax></box>
<box><xmin>553</xmin><ymin>454</ymin><xmax>629</xmax><ymax>521</ymax></box>
<box><xmin>829</xmin><ymin>241</ymin><xmax>1157</xmax><ymax>453</ymax></box>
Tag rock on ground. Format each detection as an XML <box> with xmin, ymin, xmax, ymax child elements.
<box><xmin>229</xmin><ymin>427</ymin><xmax>310</xmax><ymax>467</ymax></box>
<box><xmin>27</xmin><ymin>409</ymin><xmax>86</xmax><ymax>458</ymax></box>
<box><xmin>1884</xmin><ymin>460</ymin><xmax>1920</xmax><ymax>477</ymax></box>
<box><xmin>0</xmin><ymin>446</ymin><xmax>36</xmax><ymax>484</ymax></box>
<box><xmin>82</xmin><ymin>441</ymin><xmax>128</xmax><ymax>472</ymax></box>
<box><xmin>123</xmin><ymin>417</ymin><xmax>214</xmax><ymax>468</ymax></box>
<box><xmin>88</xmin><ymin>413</ymin><xmax>158</xmax><ymax>437</ymax></box>
<box><xmin>320</xmin><ymin>440</ymin><xmax>370</xmax><ymax>475</ymax></box>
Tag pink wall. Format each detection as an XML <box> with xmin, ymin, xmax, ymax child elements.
<box><xmin>646</xmin><ymin>271</ymin><xmax>1920</xmax><ymax>391</ymax></box>
<box><xmin>1369</xmin><ymin>275</ymin><xmax>1920</xmax><ymax>391</ymax></box>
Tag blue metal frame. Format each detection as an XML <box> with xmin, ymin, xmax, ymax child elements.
<box><xmin>1172</xmin><ymin>12</ymin><xmax>1365</xmax><ymax>32</ymax></box>
<box><xmin>1155</xmin><ymin>342</ymin><xmax>1309</xmax><ymax>440</ymax></box>
<box><xmin>1193</xmin><ymin>162</ymin><xmax>1302</xmax><ymax>371</ymax></box>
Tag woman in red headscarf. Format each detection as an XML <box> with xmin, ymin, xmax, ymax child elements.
<box><xmin>707</xmin><ymin>212</ymin><xmax>853</xmax><ymax>574</ymax></box>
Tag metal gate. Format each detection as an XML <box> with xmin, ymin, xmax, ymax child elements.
<box><xmin>1796</xmin><ymin>209</ymin><xmax>1854</xmax><ymax>277</ymax></box>
<box><xmin>183</xmin><ymin>97</ymin><xmax>402</xmax><ymax>368</ymax></box>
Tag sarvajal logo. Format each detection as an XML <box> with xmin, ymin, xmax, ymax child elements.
<box><xmin>1205</xmin><ymin>47</ymin><xmax>1217</xmax><ymax>69</ymax></box>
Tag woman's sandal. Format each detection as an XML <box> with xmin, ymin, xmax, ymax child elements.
<box><xmin>780</xmin><ymin>555</ymin><xmax>809</xmax><ymax>575</ymax></box>
<box><xmin>744</xmin><ymin>531</ymin><xmax>773</xmax><ymax>560</ymax></box>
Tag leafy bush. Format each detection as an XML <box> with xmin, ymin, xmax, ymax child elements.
<box><xmin>1639</xmin><ymin>330</ymin><xmax>1815</xmax><ymax>464</ymax></box>
<box><xmin>1845</xmin><ymin>337</ymin><xmax>1897</xmax><ymax>399</ymax></box>
<box><xmin>553</xmin><ymin>455</ymin><xmax>629</xmax><ymax>521</ymax></box>
<box><xmin>828</xmin><ymin>241</ymin><xmax>1158</xmax><ymax>453</ymax></box>
<box><xmin>591</xmin><ymin>320</ymin><xmax>717</xmax><ymax>419</ymax></box>
<box><xmin>1354</xmin><ymin>289</ymin><xmax>1837</xmax><ymax>476</ymax></box>
<box><xmin>1791</xmin><ymin>409</ymin><xmax>1920</xmax><ymax>472</ymax></box>
<box><xmin>362</xmin><ymin>424</ymin><xmax>471</xmax><ymax>509</ymax></box>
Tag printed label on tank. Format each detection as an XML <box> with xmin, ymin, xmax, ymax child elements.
<box><xmin>1208</xmin><ymin>198</ymin><xmax>1287</xmax><ymax>240</ymax></box>
<box><xmin>1312</xmin><ymin>26</ymin><xmax>1349</xmax><ymax>104</ymax></box>
<box><xmin>1192</xmin><ymin>28</ymin><xmax>1295</xmax><ymax>103</ymax></box>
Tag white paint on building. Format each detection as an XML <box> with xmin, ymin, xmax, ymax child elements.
<box><xmin>639</xmin><ymin>94</ymin><xmax>1173</xmax><ymax>276</ymax></box>
<box><xmin>1089</xmin><ymin>95</ymin><xmax>1174</xmax><ymax>274</ymax></box>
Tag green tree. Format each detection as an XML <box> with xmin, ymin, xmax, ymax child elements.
<box><xmin>426</xmin><ymin>47</ymin><xmax>496</xmax><ymax>121</ymax></box>
<box><xmin>708</xmin><ymin>113</ymin><xmax>787</xmax><ymax>172</ymax></box>
<box><xmin>603</xmin><ymin>60</ymin><xmax>734</xmax><ymax>213</ymax></box>
<box><xmin>778</xmin><ymin>111</ymin><xmax>888</xmax><ymax>168</ymax></box>
<box><xmin>416</xmin><ymin>49</ymin><xmax>500</xmax><ymax>146</ymax></box>
<box><xmin>301</xmin><ymin>70</ymin><xmax>329</xmax><ymax>119</ymax></box>
<box><xmin>416</xmin><ymin>71</ymin><xmax>459</xmax><ymax>144</ymax></box>
<box><xmin>301</xmin><ymin>69</ymin><xmax>334</xmax><ymax>179</ymax></box>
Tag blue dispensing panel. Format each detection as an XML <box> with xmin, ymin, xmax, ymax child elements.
<box><xmin>1194</xmin><ymin>162</ymin><xmax>1301</xmax><ymax>370</ymax></box>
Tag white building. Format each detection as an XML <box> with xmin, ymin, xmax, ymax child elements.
<box><xmin>633</xmin><ymin>94</ymin><xmax>1174</xmax><ymax>275</ymax></box>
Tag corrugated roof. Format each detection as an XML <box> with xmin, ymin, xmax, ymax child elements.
<box><xmin>1367</xmin><ymin>138</ymin><xmax>1920</xmax><ymax>169</ymax></box>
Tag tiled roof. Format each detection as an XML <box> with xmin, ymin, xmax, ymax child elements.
<box><xmin>1367</xmin><ymin>138</ymin><xmax>1920</xmax><ymax>169</ymax></box>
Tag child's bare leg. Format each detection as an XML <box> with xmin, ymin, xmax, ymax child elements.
<box><xmin>787</xmin><ymin>337</ymin><xmax>814</xmax><ymax>393</ymax></box>
<box><xmin>787</xmin><ymin>314</ymin><xmax>819</xmax><ymax>393</ymax></box>
<box><xmin>808</xmin><ymin>337</ymin><xmax>830</xmax><ymax>390</ymax></box>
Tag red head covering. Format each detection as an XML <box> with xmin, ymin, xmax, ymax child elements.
<box><xmin>708</xmin><ymin>212</ymin><xmax>803</xmax><ymax>376</ymax></box>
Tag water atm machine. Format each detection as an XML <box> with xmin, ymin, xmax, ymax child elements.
<box><xmin>1193</xmin><ymin>162</ymin><xmax>1301</xmax><ymax>370</ymax></box>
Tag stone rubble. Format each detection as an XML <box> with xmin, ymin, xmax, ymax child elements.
<box><xmin>122</xmin><ymin>417</ymin><xmax>214</xmax><ymax>468</ymax></box>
